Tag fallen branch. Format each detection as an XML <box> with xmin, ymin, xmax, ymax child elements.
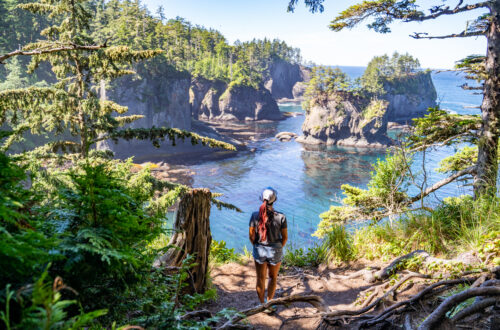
<box><xmin>217</xmin><ymin>294</ymin><xmax>327</xmax><ymax>329</ymax></box>
<box><xmin>404</xmin><ymin>313</ymin><xmax>414</xmax><ymax>330</ymax></box>
<box><xmin>180</xmin><ymin>309</ymin><xmax>213</xmax><ymax>320</ymax></box>
<box><xmin>418</xmin><ymin>287</ymin><xmax>500</xmax><ymax>330</ymax></box>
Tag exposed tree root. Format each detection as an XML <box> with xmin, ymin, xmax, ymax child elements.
<box><xmin>451</xmin><ymin>297</ymin><xmax>498</xmax><ymax>323</ymax></box>
<box><xmin>215</xmin><ymin>254</ymin><xmax>498</xmax><ymax>330</ymax></box>
<box><xmin>314</xmin><ymin>254</ymin><xmax>500</xmax><ymax>329</ymax></box>
<box><xmin>418</xmin><ymin>286</ymin><xmax>500</xmax><ymax>330</ymax></box>
<box><xmin>217</xmin><ymin>294</ymin><xmax>327</xmax><ymax>329</ymax></box>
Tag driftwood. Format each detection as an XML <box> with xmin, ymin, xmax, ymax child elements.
<box><xmin>217</xmin><ymin>294</ymin><xmax>327</xmax><ymax>329</ymax></box>
<box><xmin>154</xmin><ymin>188</ymin><xmax>212</xmax><ymax>293</ymax></box>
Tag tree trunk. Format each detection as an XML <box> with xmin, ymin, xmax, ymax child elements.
<box><xmin>154</xmin><ymin>188</ymin><xmax>212</xmax><ymax>294</ymax></box>
<box><xmin>475</xmin><ymin>1</ymin><xmax>500</xmax><ymax>196</ymax></box>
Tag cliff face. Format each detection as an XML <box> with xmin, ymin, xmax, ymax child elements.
<box><xmin>297</xmin><ymin>93</ymin><xmax>392</xmax><ymax>147</ymax></box>
<box><xmin>190</xmin><ymin>77</ymin><xmax>282</xmax><ymax>121</ymax></box>
<box><xmin>108</xmin><ymin>73</ymin><xmax>192</xmax><ymax>131</ymax></box>
<box><xmin>99</xmin><ymin>69</ymin><xmax>286</xmax><ymax>158</ymax></box>
<box><xmin>382</xmin><ymin>72</ymin><xmax>437</xmax><ymax>123</ymax></box>
<box><xmin>100</xmin><ymin>73</ymin><xmax>244</xmax><ymax>159</ymax></box>
<box><xmin>264</xmin><ymin>59</ymin><xmax>310</xmax><ymax>101</ymax></box>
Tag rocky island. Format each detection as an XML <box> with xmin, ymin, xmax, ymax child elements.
<box><xmin>298</xmin><ymin>53</ymin><xmax>437</xmax><ymax>147</ymax></box>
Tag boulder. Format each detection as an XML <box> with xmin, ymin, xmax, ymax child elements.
<box><xmin>275</xmin><ymin>131</ymin><xmax>298</xmax><ymax>142</ymax></box>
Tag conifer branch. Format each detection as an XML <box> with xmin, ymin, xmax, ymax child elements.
<box><xmin>95</xmin><ymin>127</ymin><xmax>237</xmax><ymax>151</ymax></box>
<box><xmin>409</xmin><ymin>165</ymin><xmax>477</xmax><ymax>203</ymax></box>
<box><xmin>406</xmin><ymin>1</ymin><xmax>490</xmax><ymax>22</ymax></box>
<box><xmin>0</xmin><ymin>42</ymin><xmax>108</xmax><ymax>64</ymax></box>
<box><xmin>411</xmin><ymin>30</ymin><xmax>485</xmax><ymax>39</ymax></box>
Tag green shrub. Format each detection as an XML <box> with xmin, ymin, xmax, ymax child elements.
<box><xmin>210</xmin><ymin>240</ymin><xmax>240</xmax><ymax>264</ymax></box>
<box><xmin>0</xmin><ymin>152</ymin><xmax>58</xmax><ymax>288</ymax></box>
<box><xmin>353</xmin><ymin>195</ymin><xmax>500</xmax><ymax>261</ymax></box>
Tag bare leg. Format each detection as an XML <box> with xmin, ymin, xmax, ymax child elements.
<box><xmin>267</xmin><ymin>262</ymin><xmax>281</xmax><ymax>301</ymax></box>
<box><xmin>254</xmin><ymin>261</ymin><xmax>267</xmax><ymax>303</ymax></box>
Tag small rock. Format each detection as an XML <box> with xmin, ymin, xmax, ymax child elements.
<box><xmin>275</xmin><ymin>131</ymin><xmax>298</xmax><ymax>142</ymax></box>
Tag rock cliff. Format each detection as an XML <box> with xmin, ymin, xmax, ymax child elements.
<box><xmin>297</xmin><ymin>93</ymin><xmax>392</xmax><ymax>147</ymax></box>
<box><xmin>190</xmin><ymin>77</ymin><xmax>282</xmax><ymax>121</ymax></box>
<box><xmin>99</xmin><ymin>73</ymin><xmax>244</xmax><ymax>159</ymax></box>
<box><xmin>263</xmin><ymin>59</ymin><xmax>310</xmax><ymax>101</ymax></box>
<box><xmin>381</xmin><ymin>72</ymin><xmax>437</xmax><ymax>123</ymax></box>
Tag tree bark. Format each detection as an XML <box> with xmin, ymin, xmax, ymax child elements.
<box><xmin>475</xmin><ymin>1</ymin><xmax>500</xmax><ymax>196</ymax></box>
<box><xmin>154</xmin><ymin>188</ymin><xmax>212</xmax><ymax>294</ymax></box>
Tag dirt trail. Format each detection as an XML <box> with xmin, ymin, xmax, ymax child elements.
<box><xmin>205</xmin><ymin>260</ymin><xmax>377</xmax><ymax>329</ymax></box>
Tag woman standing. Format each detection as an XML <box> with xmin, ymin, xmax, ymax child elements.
<box><xmin>249</xmin><ymin>187</ymin><xmax>288</xmax><ymax>307</ymax></box>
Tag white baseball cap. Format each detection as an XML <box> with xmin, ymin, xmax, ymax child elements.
<box><xmin>260</xmin><ymin>187</ymin><xmax>277</xmax><ymax>204</ymax></box>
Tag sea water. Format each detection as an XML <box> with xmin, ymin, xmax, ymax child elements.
<box><xmin>189</xmin><ymin>68</ymin><xmax>483</xmax><ymax>251</ymax></box>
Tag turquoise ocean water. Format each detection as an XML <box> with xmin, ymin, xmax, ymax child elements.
<box><xmin>187</xmin><ymin>67</ymin><xmax>483</xmax><ymax>251</ymax></box>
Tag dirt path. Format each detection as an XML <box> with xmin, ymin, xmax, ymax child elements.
<box><xmin>205</xmin><ymin>260</ymin><xmax>376</xmax><ymax>329</ymax></box>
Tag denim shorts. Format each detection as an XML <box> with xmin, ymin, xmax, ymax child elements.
<box><xmin>253</xmin><ymin>242</ymin><xmax>283</xmax><ymax>265</ymax></box>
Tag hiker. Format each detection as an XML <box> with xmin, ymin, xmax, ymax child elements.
<box><xmin>249</xmin><ymin>187</ymin><xmax>288</xmax><ymax>309</ymax></box>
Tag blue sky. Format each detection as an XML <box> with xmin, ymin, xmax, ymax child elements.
<box><xmin>142</xmin><ymin>0</ymin><xmax>487</xmax><ymax>69</ymax></box>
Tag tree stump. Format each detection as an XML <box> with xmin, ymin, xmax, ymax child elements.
<box><xmin>154</xmin><ymin>188</ymin><xmax>212</xmax><ymax>293</ymax></box>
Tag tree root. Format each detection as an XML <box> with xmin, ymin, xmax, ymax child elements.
<box><xmin>451</xmin><ymin>297</ymin><xmax>498</xmax><ymax>323</ymax></box>
<box><xmin>418</xmin><ymin>286</ymin><xmax>500</xmax><ymax>330</ymax></box>
<box><xmin>324</xmin><ymin>271</ymin><xmax>430</xmax><ymax>318</ymax></box>
<box><xmin>217</xmin><ymin>294</ymin><xmax>327</xmax><ymax>329</ymax></box>
<box><xmin>318</xmin><ymin>267</ymin><xmax>499</xmax><ymax>329</ymax></box>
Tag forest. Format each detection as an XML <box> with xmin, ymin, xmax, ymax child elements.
<box><xmin>0</xmin><ymin>0</ymin><xmax>499</xmax><ymax>329</ymax></box>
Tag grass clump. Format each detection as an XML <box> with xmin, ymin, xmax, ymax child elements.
<box><xmin>283</xmin><ymin>243</ymin><xmax>328</xmax><ymax>268</ymax></box>
<box><xmin>323</xmin><ymin>224</ymin><xmax>356</xmax><ymax>263</ymax></box>
<box><xmin>353</xmin><ymin>196</ymin><xmax>500</xmax><ymax>264</ymax></box>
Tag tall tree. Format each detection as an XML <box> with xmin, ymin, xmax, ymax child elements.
<box><xmin>289</xmin><ymin>0</ymin><xmax>498</xmax><ymax>196</ymax></box>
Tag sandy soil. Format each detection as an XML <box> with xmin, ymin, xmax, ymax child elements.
<box><xmin>205</xmin><ymin>260</ymin><xmax>380</xmax><ymax>329</ymax></box>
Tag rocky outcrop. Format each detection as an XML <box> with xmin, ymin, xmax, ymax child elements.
<box><xmin>264</xmin><ymin>59</ymin><xmax>310</xmax><ymax>101</ymax></box>
<box><xmin>297</xmin><ymin>93</ymin><xmax>392</xmax><ymax>147</ymax></box>
<box><xmin>298</xmin><ymin>71</ymin><xmax>437</xmax><ymax>147</ymax></box>
<box><xmin>190</xmin><ymin>77</ymin><xmax>282</xmax><ymax>121</ymax></box>
<box><xmin>382</xmin><ymin>72</ymin><xmax>437</xmax><ymax>123</ymax></box>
